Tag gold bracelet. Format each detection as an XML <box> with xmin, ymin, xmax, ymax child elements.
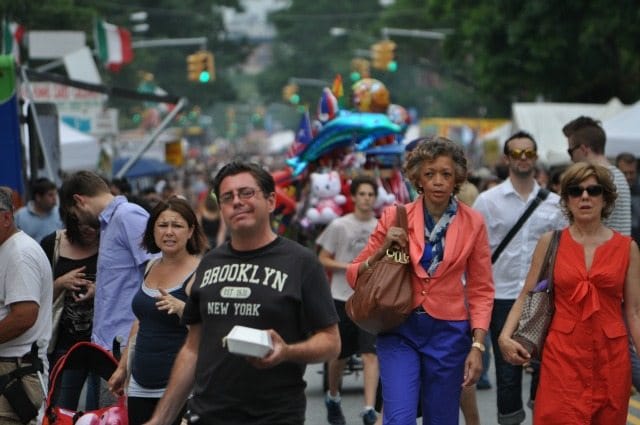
<box><xmin>471</xmin><ymin>341</ymin><xmax>486</xmax><ymax>353</ymax></box>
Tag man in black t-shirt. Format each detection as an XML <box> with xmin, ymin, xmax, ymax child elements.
<box><xmin>144</xmin><ymin>162</ymin><xmax>340</xmax><ymax>425</ymax></box>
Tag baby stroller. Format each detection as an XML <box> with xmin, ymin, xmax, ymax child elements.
<box><xmin>42</xmin><ymin>341</ymin><xmax>127</xmax><ymax>425</ymax></box>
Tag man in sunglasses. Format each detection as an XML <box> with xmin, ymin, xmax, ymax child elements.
<box><xmin>473</xmin><ymin>131</ymin><xmax>566</xmax><ymax>425</ymax></box>
<box><xmin>563</xmin><ymin>116</ymin><xmax>640</xmax><ymax>393</ymax></box>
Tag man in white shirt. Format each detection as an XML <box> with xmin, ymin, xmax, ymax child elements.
<box><xmin>316</xmin><ymin>175</ymin><xmax>380</xmax><ymax>425</ymax></box>
<box><xmin>473</xmin><ymin>132</ymin><xmax>566</xmax><ymax>424</ymax></box>
<box><xmin>0</xmin><ymin>187</ymin><xmax>53</xmax><ymax>424</ymax></box>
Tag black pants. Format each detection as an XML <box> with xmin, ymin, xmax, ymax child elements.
<box><xmin>127</xmin><ymin>396</ymin><xmax>185</xmax><ymax>425</ymax></box>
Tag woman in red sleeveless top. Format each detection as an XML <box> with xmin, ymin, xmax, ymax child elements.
<box><xmin>499</xmin><ymin>162</ymin><xmax>640</xmax><ymax>424</ymax></box>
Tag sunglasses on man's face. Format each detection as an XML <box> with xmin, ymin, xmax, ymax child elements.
<box><xmin>566</xmin><ymin>184</ymin><xmax>604</xmax><ymax>198</ymax></box>
<box><xmin>508</xmin><ymin>148</ymin><xmax>537</xmax><ymax>160</ymax></box>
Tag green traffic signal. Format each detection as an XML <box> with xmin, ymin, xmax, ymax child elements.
<box><xmin>387</xmin><ymin>61</ymin><xmax>398</xmax><ymax>72</ymax></box>
<box><xmin>290</xmin><ymin>94</ymin><xmax>300</xmax><ymax>104</ymax></box>
<box><xmin>199</xmin><ymin>70</ymin><xmax>211</xmax><ymax>83</ymax></box>
<box><xmin>350</xmin><ymin>71</ymin><xmax>361</xmax><ymax>82</ymax></box>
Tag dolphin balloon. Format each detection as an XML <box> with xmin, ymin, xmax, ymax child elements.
<box><xmin>286</xmin><ymin>111</ymin><xmax>403</xmax><ymax>175</ymax></box>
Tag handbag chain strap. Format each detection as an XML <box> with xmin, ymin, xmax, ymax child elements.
<box><xmin>395</xmin><ymin>204</ymin><xmax>408</xmax><ymax>233</ymax></box>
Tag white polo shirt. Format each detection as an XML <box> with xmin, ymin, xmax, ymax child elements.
<box><xmin>473</xmin><ymin>179</ymin><xmax>567</xmax><ymax>299</ymax></box>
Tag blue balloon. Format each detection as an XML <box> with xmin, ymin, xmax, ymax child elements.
<box><xmin>287</xmin><ymin>111</ymin><xmax>403</xmax><ymax>175</ymax></box>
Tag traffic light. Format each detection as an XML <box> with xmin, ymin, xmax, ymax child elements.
<box><xmin>350</xmin><ymin>58</ymin><xmax>371</xmax><ymax>81</ymax></box>
<box><xmin>371</xmin><ymin>40</ymin><xmax>397</xmax><ymax>71</ymax></box>
<box><xmin>200</xmin><ymin>51</ymin><xmax>215</xmax><ymax>82</ymax></box>
<box><xmin>282</xmin><ymin>83</ymin><xmax>300</xmax><ymax>104</ymax></box>
<box><xmin>187</xmin><ymin>51</ymin><xmax>215</xmax><ymax>83</ymax></box>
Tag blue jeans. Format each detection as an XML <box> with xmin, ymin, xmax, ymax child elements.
<box><xmin>377</xmin><ymin>311</ymin><xmax>470</xmax><ymax>425</ymax></box>
<box><xmin>490</xmin><ymin>299</ymin><xmax>528</xmax><ymax>424</ymax></box>
<box><xmin>50</xmin><ymin>336</ymin><xmax>100</xmax><ymax>411</ymax></box>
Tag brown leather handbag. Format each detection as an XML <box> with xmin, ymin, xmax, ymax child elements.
<box><xmin>346</xmin><ymin>204</ymin><xmax>414</xmax><ymax>335</ymax></box>
<box><xmin>512</xmin><ymin>229</ymin><xmax>561</xmax><ymax>360</ymax></box>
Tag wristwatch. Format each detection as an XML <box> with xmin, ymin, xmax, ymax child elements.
<box><xmin>471</xmin><ymin>341</ymin><xmax>486</xmax><ymax>353</ymax></box>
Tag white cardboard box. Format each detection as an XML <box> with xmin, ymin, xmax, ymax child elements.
<box><xmin>223</xmin><ymin>325</ymin><xmax>273</xmax><ymax>358</ymax></box>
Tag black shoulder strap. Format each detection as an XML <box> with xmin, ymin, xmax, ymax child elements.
<box><xmin>491</xmin><ymin>188</ymin><xmax>550</xmax><ymax>264</ymax></box>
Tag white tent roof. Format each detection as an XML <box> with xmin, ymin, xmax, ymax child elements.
<box><xmin>266</xmin><ymin>130</ymin><xmax>294</xmax><ymax>154</ymax></box>
<box><xmin>603</xmin><ymin>100</ymin><xmax>640</xmax><ymax>157</ymax></box>
<box><xmin>59</xmin><ymin>121</ymin><xmax>100</xmax><ymax>171</ymax></box>
<box><xmin>512</xmin><ymin>98</ymin><xmax>626</xmax><ymax>166</ymax></box>
<box><xmin>479</xmin><ymin>121</ymin><xmax>513</xmax><ymax>144</ymax></box>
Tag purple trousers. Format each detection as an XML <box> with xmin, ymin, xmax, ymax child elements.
<box><xmin>377</xmin><ymin>310</ymin><xmax>470</xmax><ymax>425</ymax></box>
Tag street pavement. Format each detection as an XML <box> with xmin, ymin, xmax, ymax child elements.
<box><xmin>304</xmin><ymin>361</ymin><xmax>640</xmax><ymax>425</ymax></box>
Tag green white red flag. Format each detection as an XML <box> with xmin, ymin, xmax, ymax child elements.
<box><xmin>2</xmin><ymin>19</ymin><xmax>25</xmax><ymax>64</ymax></box>
<box><xmin>94</xmin><ymin>19</ymin><xmax>133</xmax><ymax>72</ymax></box>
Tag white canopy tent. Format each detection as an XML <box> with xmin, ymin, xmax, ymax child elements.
<box><xmin>511</xmin><ymin>98</ymin><xmax>626</xmax><ymax>166</ymax></box>
<box><xmin>603</xmin><ymin>100</ymin><xmax>640</xmax><ymax>158</ymax></box>
<box><xmin>59</xmin><ymin>120</ymin><xmax>100</xmax><ymax>171</ymax></box>
<box><xmin>266</xmin><ymin>130</ymin><xmax>295</xmax><ymax>154</ymax></box>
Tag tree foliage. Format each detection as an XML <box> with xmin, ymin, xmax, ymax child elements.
<box><xmin>5</xmin><ymin>0</ymin><xmax>639</xmax><ymax>121</ymax></box>
<box><xmin>259</xmin><ymin>0</ymin><xmax>383</xmax><ymax>106</ymax></box>
<box><xmin>383</xmin><ymin>0</ymin><xmax>640</xmax><ymax>115</ymax></box>
<box><xmin>1</xmin><ymin>0</ymin><xmax>247</xmax><ymax>110</ymax></box>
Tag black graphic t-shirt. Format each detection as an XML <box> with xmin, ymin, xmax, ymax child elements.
<box><xmin>183</xmin><ymin>236</ymin><xmax>338</xmax><ymax>424</ymax></box>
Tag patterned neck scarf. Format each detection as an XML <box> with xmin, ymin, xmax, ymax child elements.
<box><xmin>420</xmin><ymin>197</ymin><xmax>458</xmax><ymax>275</ymax></box>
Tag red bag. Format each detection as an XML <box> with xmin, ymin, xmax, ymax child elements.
<box><xmin>42</xmin><ymin>341</ymin><xmax>127</xmax><ymax>425</ymax></box>
<box><xmin>346</xmin><ymin>204</ymin><xmax>414</xmax><ymax>335</ymax></box>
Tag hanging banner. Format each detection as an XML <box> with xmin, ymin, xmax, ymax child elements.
<box><xmin>0</xmin><ymin>55</ymin><xmax>25</xmax><ymax>196</ymax></box>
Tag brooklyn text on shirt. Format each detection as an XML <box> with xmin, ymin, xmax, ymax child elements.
<box><xmin>200</xmin><ymin>263</ymin><xmax>288</xmax><ymax>292</ymax></box>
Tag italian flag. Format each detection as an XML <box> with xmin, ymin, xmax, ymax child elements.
<box><xmin>94</xmin><ymin>19</ymin><xmax>133</xmax><ymax>72</ymax></box>
<box><xmin>2</xmin><ymin>20</ymin><xmax>25</xmax><ymax>64</ymax></box>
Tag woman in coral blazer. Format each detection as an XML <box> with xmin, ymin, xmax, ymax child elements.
<box><xmin>346</xmin><ymin>137</ymin><xmax>494</xmax><ymax>425</ymax></box>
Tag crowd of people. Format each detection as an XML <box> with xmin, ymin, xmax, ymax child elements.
<box><xmin>0</xmin><ymin>114</ymin><xmax>639</xmax><ymax>425</ymax></box>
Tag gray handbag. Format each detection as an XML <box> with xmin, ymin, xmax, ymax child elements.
<box><xmin>512</xmin><ymin>230</ymin><xmax>561</xmax><ymax>360</ymax></box>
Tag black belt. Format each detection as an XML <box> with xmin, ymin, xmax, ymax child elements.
<box><xmin>414</xmin><ymin>305</ymin><xmax>426</xmax><ymax>313</ymax></box>
<box><xmin>0</xmin><ymin>354</ymin><xmax>35</xmax><ymax>363</ymax></box>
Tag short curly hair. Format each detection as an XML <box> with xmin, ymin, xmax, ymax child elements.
<box><xmin>403</xmin><ymin>136</ymin><xmax>468</xmax><ymax>194</ymax></box>
<box><xmin>559</xmin><ymin>162</ymin><xmax>617</xmax><ymax>222</ymax></box>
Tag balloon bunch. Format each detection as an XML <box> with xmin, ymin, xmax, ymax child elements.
<box><xmin>285</xmin><ymin>79</ymin><xmax>410</xmax><ymax>176</ymax></box>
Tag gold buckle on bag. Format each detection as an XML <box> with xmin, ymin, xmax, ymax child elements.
<box><xmin>386</xmin><ymin>248</ymin><xmax>410</xmax><ymax>264</ymax></box>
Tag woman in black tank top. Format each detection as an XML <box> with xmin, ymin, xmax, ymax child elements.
<box><xmin>41</xmin><ymin>210</ymin><xmax>100</xmax><ymax>409</ymax></box>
